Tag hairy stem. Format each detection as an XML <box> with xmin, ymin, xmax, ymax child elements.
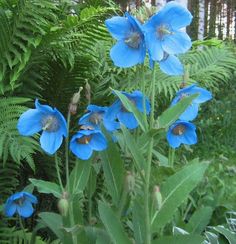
<box><xmin>55</xmin><ymin>153</ymin><xmax>64</xmax><ymax>192</ymax></box>
<box><xmin>19</xmin><ymin>216</ymin><xmax>27</xmax><ymax>243</ymax></box>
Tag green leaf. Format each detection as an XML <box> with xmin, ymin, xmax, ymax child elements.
<box><xmin>151</xmin><ymin>162</ymin><xmax>209</xmax><ymax>232</ymax></box>
<box><xmin>112</xmin><ymin>89</ymin><xmax>148</xmax><ymax>132</ymax></box>
<box><xmin>121</xmin><ymin>126</ymin><xmax>146</xmax><ymax>170</ymax></box>
<box><xmin>156</xmin><ymin>94</ymin><xmax>198</xmax><ymax>129</ymax></box>
<box><xmin>186</xmin><ymin>207</ymin><xmax>213</xmax><ymax>234</ymax></box>
<box><xmin>100</xmin><ymin>140</ymin><xmax>125</xmax><ymax>206</ymax></box>
<box><xmin>212</xmin><ymin>226</ymin><xmax>236</xmax><ymax>244</ymax></box>
<box><xmin>68</xmin><ymin>158</ymin><xmax>92</xmax><ymax>194</ymax></box>
<box><xmin>29</xmin><ymin>178</ymin><xmax>61</xmax><ymax>198</ymax></box>
<box><xmin>38</xmin><ymin>212</ymin><xmax>63</xmax><ymax>240</ymax></box>
<box><xmin>98</xmin><ymin>201</ymin><xmax>131</xmax><ymax>244</ymax></box>
<box><xmin>153</xmin><ymin>235</ymin><xmax>205</xmax><ymax>244</ymax></box>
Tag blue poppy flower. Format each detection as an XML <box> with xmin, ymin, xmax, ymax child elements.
<box><xmin>144</xmin><ymin>2</ymin><xmax>192</xmax><ymax>62</ymax></box>
<box><xmin>105</xmin><ymin>12</ymin><xmax>146</xmax><ymax>68</ymax></box>
<box><xmin>167</xmin><ymin>120</ymin><xmax>197</xmax><ymax>148</ymax></box>
<box><xmin>104</xmin><ymin>90</ymin><xmax>151</xmax><ymax>130</ymax></box>
<box><xmin>171</xmin><ymin>84</ymin><xmax>212</xmax><ymax>121</ymax></box>
<box><xmin>159</xmin><ymin>53</ymin><xmax>184</xmax><ymax>75</ymax></box>
<box><xmin>17</xmin><ymin>99</ymin><xmax>67</xmax><ymax>155</ymax></box>
<box><xmin>70</xmin><ymin>130</ymin><xmax>107</xmax><ymax>160</ymax></box>
<box><xmin>79</xmin><ymin>105</ymin><xmax>107</xmax><ymax>129</ymax></box>
<box><xmin>4</xmin><ymin>192</ymin><xmax>38</xmax><ymax>218</ymax></box>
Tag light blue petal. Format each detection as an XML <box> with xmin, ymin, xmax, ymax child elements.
<box><xmin>162</xmin><ymin>31</ymin><xmax>192</xmax><ymax>54</ymax></box>
<box><xmin>79</xmin><ymin>112</ymin><xmax>91</xmax><ymax>125</ymax></box>
<box><xmin>145</xmin><ymin>32</ymin><xmax>164</xmax><ymax>61</ymax></box>
<box><xmin>125</xmin><ymin>12</ymin><xmax>143</xmax><ymax>33</ymax></box>
<box><xmin>87</xmin><ymin>105</ymin><xmax>107</xmax><ymax>113</ymax></box>
<box><xmin>5</xmin><ymin>203</ymin><xmax>17</xmax><ymax>217</ymax></box>
<box><xmin>134</xmin><ymin>94</ymin><xmax>151</xmax><ymax>115</ymax></box>
<box><xmin>117</xmin><ymin>112</ymin><xmax>138</xmax><ymax>129</ymax></box>
<box><xmin>181</xmin><ymin>129</ymin><xmax>197</xmax><ymax>145</ymax></box>
<box><xmin>35</xmin><ymin>99</ymin><xmax>54</xmax><ymax>113</ymax></box>
<box><xmin>105</xmin><ymin>16</ymin><xmax>132</xmax><ymax>40</ymax></box>
<box><xmin>17</xmin><ymin>109</ymin><xmax>43</xmax><ymax>136</ymax></box>
<box><xmin>179</xmin><ymin>103</ymin><xmax>199</xmax><ymax>121</ymax></box>
<box><xmin>103</xmin><ymin>118</ymin><xmax>120</xmax><ymax>132</ymax></box>
<box><xmin>23</xmin><ymin>192</ymin><xmax>38</xmax><ymax>204</ymax></box>
<box><xmin>40</xmin><ymin>131</ymin><xmax>63</xmax><ymax>155</ymax></box>
<box><xmin>167</xmin><ymin>130</ymin><xmax>181</xmax><ymax>148</ymax></box>
<box><xmin>190</xmin><ymin>87</ymin><xmax>212</xmax><ymax>103</ymax></box>
<box><xmin>158</xmin><ymin>1</ymin><xmax>193</xmax><ymax>30</ymax></box>
<box><xmin>159</xmin><ymin>54</ymin><xmax>184</xmax><ymax>76</ymax></box>
<box><xmin>70</xmin><ymin>139</ymin><xmax>93</xmax><ymax>160</ymax></box>
<box><xmin>110</xmin><ymin>40</ymin><xmax>145</xmax><ymax>68</ymax></box>
<box><xmin>17</xmin><ymin>200</ymin><xmax>34</xmax><ymax>218</ymax></box>
<box><xmin>54</xmin><ymin>109</ymin><xmax>67</xmax><ymax>137</ymax></box>
<box><xmin>89</xmin><ymin>133</ymin><xmax>107</xmax><ymax>151</ymax></box>
<box><xmin>104</xmin><ymin>100</ymin><xmax>121</xmax><ymax>121</ymax></box>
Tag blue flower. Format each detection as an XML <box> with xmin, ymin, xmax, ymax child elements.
<box><xmin>171</xmin><ymin>84</ymin><xmax>212</xmax><ymax>121</ymax></box>
<box><xmin>4</xmin><ymin>192</ymin><xmax>38</xmax><ymax>218</ymax></box>
<box><xmin>104</xmin><ymin>90</ymin><xmax>151</xmax><ymax>130</ymax></box>
<box><xmin>105</xmin><ymin>12</ymin><xmax>146</xmax><ymax>68</ymax></box>
<box><xmin>70</xmin><ymin>130</ymin><xmax>107</xmax><ymax>160</ymax></box>
<box><xmin>17</xmin><ymin>99</ymin><xmax>67</xmax><ymax>155</ymax></box>
<box><xmin>159</xmin><ymin>53</ymin><xmax>184</xmax><ymax>75</ymax></box>
<box><xmin>144</xmin><ymin>2</ymin><xmax>192</xmax><ymax>62</ymax></box>
<box><xmin>167</xmin><ymin>120</ymin><xmax>197</xmax><ymax>148</ymax></box>
<box><xmin>79</xmin><ymin>105</ymin><xmax>107</xmax><ymax>129</ymax></box>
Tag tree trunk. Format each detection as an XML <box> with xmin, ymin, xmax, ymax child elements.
<box><xmin>135</xmin><ymin>0</ymin><xmax>142</xmax><ymax>8</ymax></box>
<box><xmin>175</xmin><ymin>0</ymin><xmax>188</xmax><ymax>8</ymax></box>
<box><xmin>204</xmin><ymin>0</ymin><xmax>209</xmax><ymax>37</ymax></box>
<box><xmin>218</xmin><ymin>1</ymin><xmax>223</xmax><ymax>39</ymax></box>
<box><xmin>226</xmin><ymin>0</ymin><xmax>232</xmax><ymax>38</ymax></box>
<box><xmin>156</xmin><ymin>0</ymin><xmax>167</xmax><ymax>8</ymax></box>
<box><xmin>208</xmin><ymin>0</ymin><xmax>217</xmax><ymax>38</ymax></box>
<box><xmin>198</xmin><ymin>0</ymin><xmax>205</xmax><ymax>40</ymax></box>
<box><xmin>187</xmin><ymin>0</ymin><xmax>199</xmax><ymax>40</ymax></box>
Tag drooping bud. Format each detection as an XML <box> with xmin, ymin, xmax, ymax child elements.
<box><xmin>85</xmin><ymin>81</ymin><xmax>91</xmax><ymax>105</ymax></box>
<box><xmin>125</xmin><ymin>171</ymin><xmax>135</xmax><ymax>192</ymax></box>
<box><xmin>153</xmin><ymin>186</ymin><xmax>162</xmax><ymax>210</ymax></box>
<box><xmin>57</xmin><ymin>192</ymin><xmax>69</xmax><ymax>217</ymax></box>
<box><xmin>69</xmin><ymin>87</ymin><xmax>83</xmax><ymax>115</ymax></box>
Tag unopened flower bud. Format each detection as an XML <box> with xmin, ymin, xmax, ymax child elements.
<box><xmin>85</xmin><ymin>81</ymin><xmax>91</xmax><ymax>105</ymax></box>
<box><xmin>58</xmin><ymin>192</ymin><xmax>69</xmax><ymax>217</ymax></box>
<box><xmin>125</xmin><ymin>171</ymin><xmax>135</xmax><ymax>192</ymax></box>
<box><xmin>69</xmin><ymin>87</ymin><xmax>83</xmax><ymax>115</ymax></box>
<box><xmin>153</xmin><ymin>186</ymin><xmax>162</xmax><ymax>210</ymax></box>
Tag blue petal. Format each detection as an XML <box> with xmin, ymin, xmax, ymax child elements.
<box><xmin>35</xmin><ymin>99</ymin><xmax>54</xmax><ymax>113</ymax></box>
<box><xmin>5</xmin><ymin>203</ymin><xmax>17</xmax><ymax>217</ymax></box>
<box><xmin>89</xmin><ymin>132</ymin><xmax>107</xmax><ymax>151</ymax></box>
<box><xmin>55</xmin><ymin>109</ymin><xmax>67</xmax><ymax>137</ymax></box>
<box><xmin>179</xmin><ymin>103</ymin><xmax>199</xmax><ymax>121</ymax></box>
<box><xmin>40</xmin><ymin>131</ymin><xmax>63</xmax><ymax>154</ymax></box>
<box><xmin>103</xmin><ymin>118</ymin><xmax>120</xmax><ymax>132</ymax></box>
<box><xmin>189</xmin><ymin>87</ymin><xmax>212</xmax><ymax>103</ymax></box>
<box><xmin>110</xmin><ymin>40</ymin><xmax>145</xmax><ymax>68</ymax></box>
<box><xmin>158</xmin><ymin>2</ymin><xmax>193</xmax><ymax>30</ymax></box>
<box><xmin>145</xmin><ymin>32</ymin><xmax>164</xmax><ymax>61</ymax></box>
<box><xmin>79</xmin><ymin>112</ymin><xmax>91</xmax><ymax>125</ymax></box>
<box><xmin>134</xmin><ymin>93</ymin><xmax>151</xmax><ymax>114</ymax></box>
<box><xmin>17</xmin><ymin>200</ymin><xmax>34</xmax><ymax>218</ymax></box>
<box><xmin>162</xmin><ymin>31</ymin><xmax>192</xmax><ymax>54</ymax></box>
<box><xmin>17</xmin><ymin>109</ymin><xmax>43</xmax><ymax>136</ymax></box>
<box><xmin>125</xmin><ymin>12</ymin><xmax>143</xmax><ymax>33</ymax></box>
<box><xmin>105</xmin><ymin>16</ymin><xmax>132</xmax><ymax>40</ymax></box>
<box><xmin>159</xmin><ymin>54</ymin><xmax>184</xmax><ymax>76</ymax></box>
<box><xmin>23</xmin><ymin>192</ymin><xmax>38</xmax><ymax>204</ymax></box>
<box><xmin>117</xmin><ymin>111</ymin><xmax>138</xmax><ymax>129</ymax></box>
<box><xmin>167</xmin><ymin>130</ymin><xmax>181</xmax><ymax>148</ymax></box>
<box><xmin>181</xmin><ymin>129</ymin><xmax>197</xmax><ymax>145</ymax></box>
<box><xmin>87</xmin><ymin>105</ymin><xmax>107</xmax><ymax>113</ymax></box>
<box><xmin>70</xmin><ymin>139</ymin><xmax>93</xmax><ymax>160</ymax></box>
<box><xmin>104</xmin><ymin>100</ymin><xmax>121</xmax><ymax>121</ymax></box>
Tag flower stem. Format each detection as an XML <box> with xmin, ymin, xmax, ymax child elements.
<box><xmin>168</xmin><ymin>148</ymin><xmax>175</xmax><ymax>167</ymax></box>
<box><xmin>19</xmin><ymin>216</ymin><xmax>27</xmax><ymax>243</ymax></box>
<box><xmin>55</xmin><ymin>153</ymin><xmax>64</xmax><ymax>192</ymax></box>
<box><xmin>144</xmin><ymin>66</ymin><xmax>156</xmax><ymax>244</ymax></box>
<box><xmin>65</xmin><ymin>112</ymin><xmax>71</xmax><ymax>193</ymax></box>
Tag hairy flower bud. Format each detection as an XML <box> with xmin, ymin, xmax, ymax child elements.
<box><xmin>58</xmin><ymin>192</ymin><xmax>69</xmax><ymax>217</ymax></box>
<box><xmin>69</xmin><ymin>87</ymin><xmax>83</xmax><ymax>115</ymax></box>
<box><xmin>153</xmin><ymin>186</ymin><xmax>162</xmax><ymax>210</ymax></box>
<box><xmin>125</xmin><ymin>171</ymin><xmax>135</xmax><ymax>192</ymax></box>
<box><xmin>85</xmin><ymin>81</ymin><xmax>91</xmax><ymax>105</ymax></box>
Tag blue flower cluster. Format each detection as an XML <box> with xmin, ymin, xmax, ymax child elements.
<box><xmin>105</xmin><ymin>2</ymin><xmax>192</xmax><ymax>75</ymax></box>
<box><xmin>17</xmin><ymin>91</ymin><xmax>150</xmax><ymax>160</ymax></box>
<box><xmin>167</xmin><ymin>84</ymin><xmax>212</xmax><ymax>148</ymax></box>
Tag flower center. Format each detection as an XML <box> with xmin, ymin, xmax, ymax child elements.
<box><xmin>42</xmin><ymin>115</ymin><xmax>59</xmax><ymax>132</ymax></box>
<box><xmin>15</xmin><ymin>197</ymin><xmax>25</xmax><ymax>206</ymax></box>
<box><xmin>125</xmin><ymin>32</ymin><xmax>141</xmax><ymax>49</ymax></box>
<box><xmin>157</xmin><ymin>25</ymin><xmax>172</xmax><ymax>39</ymax></box>
<box><xmin>172</xmin><ymin>124</ymin><xmax>186</xmax><ymax>135</ymax></box>
<box><xmin>77</xmin><ymin>135</ymin><xmax>92</xmax><ymax>144</ymax></box>
<box><xmin>89</xmin><ymin>112</ymin><xmax>103</xmax><ymax>125</ymax></box>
